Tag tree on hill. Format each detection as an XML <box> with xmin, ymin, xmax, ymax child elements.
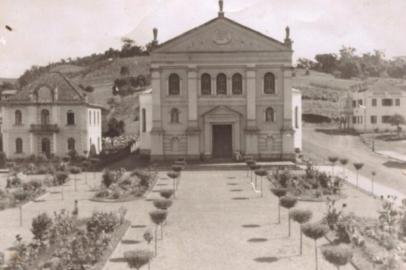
<box><xmin>314</xmin><ymin>54</ymin><xmax>338</xmax><ymax>74</ymax></box>
<box><xmin>104</xmin><ymin>117</ymin><xmax>125</xmax><ymax>138</ymax></box>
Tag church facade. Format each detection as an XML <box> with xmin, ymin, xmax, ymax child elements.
<box><xmin>140</xmin><ymin>7</ymin><xmax>301</xmax><ymax>161</ymax></box>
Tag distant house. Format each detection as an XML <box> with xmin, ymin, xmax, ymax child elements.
<box><xmin>0</xmin><ymin>72</ymin><xmax>103</xmax><ymax>159</ymax></box>
<box><xmin>351</xmin><ymin>80</ymin><xmax>406</xmax><ymax>131</ymax></box>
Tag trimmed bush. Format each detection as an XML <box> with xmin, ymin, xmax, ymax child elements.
<box><xmin>55</xmin><ymin>171</ymin><xmax>69</xmax><ymax>185</ymax></box>
<box><xmin>159</xmin><ymin>189</ymin><xmax>174</xmax><ymax>199</ymax></box>
<box><xmin>102</xmin><ymin>169</ymin><xmax>116</xmax><ymax>188</ymax></box>
<box><xmin>321</xmin><ymin>244</ymin><xmax>353</xmax><ymax>269</ymax></box>
<box><xmin>149</xmin><ymin>210</ymin><xmax>168</xmax><ymax>255</ymax></box>
<box><xmin>171</xmin><ymin>165</ymin><xmax>183</xmax><ymax>172</ymax></box>
<box><xmin>270</xmin><ymin>188</ymin><xmax>287</xmax><ymax>198</ymax></box>
<box><xmin>153</xmin><ymin>199</ymin><xmax>173</xmax><ymax>210</ymax></box>
<box><xmin>280</xmin><ymin>196</ymin><xmax>297</xmax><ymax>209</ymax></box>
<box><xmin>124</xmin><ymin>249</ymin><xmax>153</xmax><ymax>270</ymax></box>
<box><xmin>12</xmin><ymin>189</ymin><xmax>30</xmax><ymax>202</ymax></box>
<box><xmin>69</xmin><ymin>166</ymin><xmax>82</xmax><ymax>174</ymax></box>
<box><xmin>255</xmin><ymin>169</ymin><xmax>268</xmax><ymax>177</ymax></box>
<box><xmin>167</xmin><ymin>171</ymin><xmax>179</xmax><ymax>179</ymax></box>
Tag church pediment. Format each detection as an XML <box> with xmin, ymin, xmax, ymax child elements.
<box><xmin>202</xmin><ymin>105</ymin><xmax>243</xmax><ymax>117</ymax></box>
<box><xmin>154</xmin><ymin>17</ymin><xmax>290</xmax><ymax>53</ymax></box>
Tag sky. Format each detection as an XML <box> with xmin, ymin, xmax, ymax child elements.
<box><xmin>0</xmin><ymin>0</ymin><xmax>405</xmax><ymax>78</ymax></box>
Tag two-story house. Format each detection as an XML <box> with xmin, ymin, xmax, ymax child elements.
<box><xmin>0</xmin><ymin>72</ymin><xmax>103</xmax><ymax>159</ymax></box>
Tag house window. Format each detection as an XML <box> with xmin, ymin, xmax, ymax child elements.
<box><xmin>232</xmin><ymin>73</ymin><xmax>242</xmax><ymax>95</ymax></box>
<box><xmin>67</xmin><ymin>110</ymin><xmax>75</xmax><ymax>125</ymax></box>
<box><xmin>216</xmin><ymin>73</ymin><xmax>227</xmax><ymax>95</ymax></box>
<box><xmin>396</xmin><ymin>98</ymin><xmax>400</xmax><ymax>106</ymax></box>
<box><xmin>15</xmin><ymin>110</ymin><xmax>22</xmax><ymax>125</ymax></box>
<box><xmin>67</xmin><ymin>138</ymin><xmax>75</xmax><ymax>151</ymax></box>
<box><xmin>89</xmin><ymin>111</ymin><xmax>92</xmax><ymax>125</ymax></box>
<box><xmin>93</xmin><ymin>111</ymin><xmax>96</xmax><ymax>125</ymax></box>
<box><xmin>169</xmin><ymin>73</ymin><xmax>180</xmax><ymax>95</ymax></box>
<box><xmin>352</xmin><ymin>116</ymin><xmax>357</xmax><ymax>124</ymax></box>
<box><xmin>170</xmin><ymin>108</ymin><xmax>179</xmax><ymax>123</ymax></box>
<box><xmin>142</xmin><ymin>108</ymin><xmax>146</xmax><ymax>132</ymax></box>
<box><xmin>16</xmin><ymin>138</ymin><xmax>23</xmax><ymax>153</ymax></box>
<box><xmin>264</xmin><ymin>72</ymin><xmax>275</xmax><ymax>94</ymax></box>
<box><xmin>352</xmin><ymin>100</ymin><xmax>357</xmax><ymax>108</ymax></box>
<box><xmin>41</xmin><ymin>109</ymin><xmax>50</xmax><ymax>125</ymax></box>
<box><xmin>201</xmin><ymin>73</ymin><xmax>211</xmax><ymax>95</ymax></box>
<box><xmin>382</xmin><ymin>99</ymin><xmax>393</xmax><ymax>106</ymax></box>
<box><xmin>372</xmin><ymin>98</ymin><xmax>377</xmax><ymax>106</ymax></box>
<box><xmin>382</xmin><ymin>115</ymin><xmax>391</xmax><ymax>123</ymax></box>
<box><xmin>370</xmin><ymin>115</ymin><xmax>377</xmax><ymax>124</ymax></box>
<box><xmin>265</xmin><ymin>107</ymin><xmax>274</xmax><ymax>122</ymax></box>
<box><xmin>358</xmin><ymin>99</ymin><xmax>363</xmax><ymax>106</ymax></box>
<box><xmin>294</xmin><ymin>106</ymin><xmax>299</xmax><ymax>128</ymax></box>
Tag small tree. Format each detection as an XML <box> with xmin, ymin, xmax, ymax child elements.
<box><xmin>328</xmin><ymin>156</ymin><xmax>338</xmax><ymax>176</ymax></box>
<box><xmin>167</xmin><ymin>171</ymin><xmax>180</xmax><ymax>197</ymax></box>
<box><xmin>143</xmin><ymin>229</ymin><xmax>153</xmax><ymax>245</ymax></box>
<box><xmin>255</xmin><ymin>169</ymin><xmax>268</xmax><ymax>196</ymax></box>
<box><xmin>353</xmin><ymin>162</ymin><xmax>364</xmax><ymax>187</ymax></box>
<box><xmin>339</xmin><ymin>158</ymin><xmax>348</xmax><ymax>177</ymax></box>
<box><xmin>289</xmin><ymin>209</ymin><xmax>313</xmax><ymax>255</ymax></box>
<box><xmin>149</xmin><ymin>210</ymin><xmax>168</xmax><ymax>256</ymax></box>
<box><xmin>246</xmin><ymin>160</ymin><xmax>255</xmax><ymax>179</ymax></box>
<box><xmin>124</xmin><ymin>249</ymin><xmax>153</xmax><ymax>270</ymax></box>
<box><xmin>301</xmin><ymin>222</ymin><xmax>329</xmax><ymax>270</ymax></box>
<box><xmin>251</xmin><ymin>164</ymin><xmax>261</xmax><ymax>187</ymax></box>
<box><xmin>280</xmin><ymin>196</ymin><xmax>298</xmax><ymax>237</ymax></box>
<box><xmin>31</xmin><ymin>213</ymin><xmax>53</xmax><ymax>246</ymax></box>
<box><xmin>69</xmin><ymin>166</ymin><xmax>82</xmax><ymax>192</ymax></box>
<box><xmin>388</xmin><ymin>114</ymin><xmax>406</xmax><ymax>136</ymax></box>
<box><xmin>321</xmin><ymin>244</ymin><xmax>353</xmax><ymax>270</ymax></box>
<box><xmin>270</xmin><ymin>188</ymin><xmax>287</xmax><ymax>224</ymax></box>
<box><xmin>159</xmin><ymin>189</ymin><xmax>174</xmax><ymax>199</ymax></box>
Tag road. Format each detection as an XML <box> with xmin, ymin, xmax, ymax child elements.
<box><xmin>302</xmin><ymin>125</ymin><xmax>406</xmax><ymax>195</ymax></box>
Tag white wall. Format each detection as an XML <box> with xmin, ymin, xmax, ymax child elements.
<box><xmin>292</xmin><ymin>89</ymin><xmax>302</xmax><ymax>150</ymax></box>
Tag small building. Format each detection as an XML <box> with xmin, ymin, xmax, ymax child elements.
<box><xmin>351</xmin><ymin>80</ymin><xmax>406</xmax><ymax>132</ymax></box>
<box><xmin>139</xmin><ymin>2</ymin><xmax>302</xmax><ymax>161</ymax></box>
<box><xmin>0</xmin><ymin>72</ymin><xmax>103</xmax><ymax>159</ymax></box>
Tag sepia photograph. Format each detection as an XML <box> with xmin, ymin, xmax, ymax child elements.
<box><xmin>0</xmin><ymin>0</ymin><xmax>406</xmax><ymax>269</ymax></box>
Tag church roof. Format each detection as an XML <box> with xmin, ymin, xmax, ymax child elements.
<box><xmin>153</xmin><ymin>15</ymin><xmax>291</xmax><ymax>54</ymax></box>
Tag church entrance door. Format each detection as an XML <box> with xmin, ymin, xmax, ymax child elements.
<box><xmin>212</xmin><ymin>125</ymin><xmax>232</xmax><ymax>158</ymax></box>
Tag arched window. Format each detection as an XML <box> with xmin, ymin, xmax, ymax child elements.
<box><xmin>264</xmin><ymin>72</ymin><xmax>276</xmax><ymax>94</ymax></box>
<box><xmin>89</xmin><ymin>111</ymin><xmax>92</xmax><ymax>125</ymax></box>
<box><xmin>41</xmin><ymin>109</ymin><xmax>50</xmax><ymax>125</ymax></box>
<box><xmin>169</xmin><ymin>73</ymin><xmax>180</xmax><ymax>95</ymax></box>
<box><xmin>216</xmin><ymin>73</ymin><xmax>227</xmax><ymax>95</ymax></box>
<box><xmin>93</xmin><ymin>111</ymin><xmax>96</xmax><ymax>125</ymax></box>
<box><xmin>16</xmin><ymin>138</ymin><xmax>23</xmax><ymax>153</ymax></box>
<box><xmin>67</xmin><ymin>110</ymin><xmax>75</xmax><ymax>125</ymax></box>
<box><xmin>201</xmin><ymin>73</ymin><xmax>211</xmax><ymax>95</ymax></box>
<box><xmin>232</xmin><ymin>73</ymin><xmax>242</xmax><ymax>95</ymax></box>
<box><xmin>294</xmin><ymin>106</ymin><xmax>299</xmax><ymax>129</ymax></box>
<box><xmin>68</xmin><ymin>138</ymin><xmax>75</xmax><ymax>151</ymax></box>
<box><xmin>15</xmin><ymin>110</ymin><xmax>22</xmax><ymax>125</ymax></box>
<box><xmin>265</xmin><ymin>107</ymin><xmax>274</xmax><ymax>122</ymax></box>
<box><xmin>142</xmin><ymin>108</ymin><xmax>146</xmax><ymax>132</ymax></box>
<box><xmin>170</xmin><ymin>108</ymin><xmax>179</xmax><ymax>123</ymax></box>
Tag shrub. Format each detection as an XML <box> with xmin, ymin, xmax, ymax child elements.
<box><xmin>255</xmin><ymin>168</ymin><xmax>268</xmax><ymax>177</ymax></box>
<box><xmin>143</xmin><ymin>229</ymin><xmax>153</xmax><ymax>244</ymax></box>
<box><xmin>23</xmin><ymin>180</ymin><xmax>42</xmax><ymax>191</ymax></box>
<box><xmin>102</xmin><ymin>169</ymin><xmax>116</xmax><ymax>188</ymax></box>
<box><xmin>321</xmin><ymin>244</ymin><xmax>353</xmax><ymax>269</ymax></box>
<box><xmin>55</xmin><ymin>171</ymin><xmax>69</xmax><ymax>185</ymax></box>
<box><xmin>167</xmin><ymin>171</ymin><xmax>179</xmax><ymax>179</ymax></box>
<box><xmin>290</xmin><ymin>209</ymin><xmax>313</xmax><ymax>224</ymax></box>
<box><xmin>95</xmin><ymin>189</ymin><xmax>109</xmax><ymax>198</ymax></box>
<box><xmin>317</xmin><ymin>172</ymin><xmax>330</xmax><ymax>189</ymax></box>
<box><xmin>171</xmin><ymin>165</ymin><xmax>183</xmax><ymax>172</ymax></box>
<box><xmin>31</xmin><ymin>213</ymin><xmax>53</xmax><ymax>245</ymax></box>
<box><xmin>278</xmin><ymin>170</ymin><xmax>290</xmax><ymax>187</ymax></box>
<box><xmin>12</xmin><ymin>189</ymin><xmax>30</xmax><ymax>202</ymax></box>
<box><xmin>124</xmin><ymin>249</ymin><xmax>153</xmax><ymax>270</ymax></box>
<box><xmin>132</xmin><ymin>170</ymin><xmax>151</xmax><ymax>187</ymax></box>
<box><xmin>153</xmin><ymin>199</ymin><xmax>173</xmax><ymax>210</ymax></box>
<box><xmin>301</xmin><ymin>222</ymin><xmax>329</xmax><ymax>240</ymax></box>
<box><xmin>149</xmin><ymin>210</ymin><xmax>168</xmax><ymax>226</ymax></box>
<box><xmin>69</xmin><ymin>166</ymin><xmax>82</xmax><ymax>174</ymax></box>
<box><xmin>160</xmin><ymin>189</ymin><xmax>174</xmax><ymax>199</ymax></box>
<box><xmin>86</xmin><ymin>211</ymin><xmax>119</xmax><ymax>235</ymax></box>
<box><xmin>270</xmin><ymin>188</ymin><xmax>287</xmax><ymax>198</ymax></box>
<box><xmin>353</xmin><ymin>162</ymin><xmax>364</xmax><ymax>171</ymax></box>
<box><xmin>280</xmin><ymin>196</ymin><xmax>297</xmax><ymax>209</ymax></box>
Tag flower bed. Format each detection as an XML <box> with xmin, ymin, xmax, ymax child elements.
<box><xmin>0</xmin><ymin>179</ymin><xmax>46</xmax><ymax>211</ymax></box>
<box><xmin>268</xmin><ymin>163</ymin><xmax>345</xmax><ymax>201</ymax></box>
<box><xmin>5</xmin><ymin>209</ymin><xmax>130</xmax><ymax>270</ymax></box>
<box><xmin>324</xmin><ymin>197</ymin><xmax>406</xmax><ymax>270</ymax></box>
<box><xmin>91</xmin><ymin>169</ymin><xmax>156</xmax><ymax>202</ymax></box>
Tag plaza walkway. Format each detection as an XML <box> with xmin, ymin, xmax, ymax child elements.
<box><xmin>104</xmin><ymin>170</ymin><xmax>364</xmax><ymax>270</ymax></box>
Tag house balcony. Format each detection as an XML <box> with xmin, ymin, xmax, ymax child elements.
<box><xmin>29</xmin><ymin>124</ymin><xmax>60</xmax><ymax>134</ymax></box>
